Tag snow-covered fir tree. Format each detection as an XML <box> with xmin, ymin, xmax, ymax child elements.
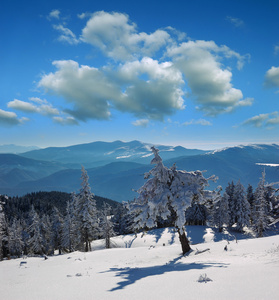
<box><xmin>0</xmin><ymin>197</ymin><xmax>7</xmax><ymax>260</ymax></box>
<box><xmin>100</xmin><ymin>203</ymin><xmax>115</xmax><ymax>249</ymax></box>
<box><xmin>41</xmin><ymin>214</ymin><xmax>53</xmax><ymax>255</ymax></box>
<box><xmin>246</xmin><ymin>184</ymin><xmax>255</xmax><ymax>223</ymax></box>
<box><xmin>112</xmin><ymin>204</ymin><xmax>133</xmax><ymax>235</ymax></box>
<box><xmin>212</xmin><ymin>191</ymin><xmax>230</xmax><ymax>232</ymax></box>
<box><xmin>7</xmin><ymin>218</ymin><xmax>24</xmax><ymax>257</ymax></box>
<box><xmin>27</xmin><ymin>205</ymin><xmax>45</xmax><ymax>255</ymax></box>
<box><xmin>226</xmin><ymin>181</ymin><xmax>236</xmax><ymax>227</ymax></box>
<box><xmin>50</xmin><ymin>207</ymin><xmax>63</xmax><ymax>254</ymax></box>
<box><xmin>129</xmin><ymin>147</ymin><xmax>217</xmax><ymax>255</ymax></box>
<box><xmin>185</xmin><ymin>195</ymin><xmax>207</xmax><ymax>225</ymax></box>
<box><xmin>76</xmin><ymin>166</ymin><xmax>99</xmax><ymax>252</ymax></box>
<box><xmin>253</xmin><ymin>170</ymin><xmax>270</xmax><ymax>237</ymax></box>
<box><xmin>62</xmin><ymin>194</ymin><xmax>79</xmax><ymax>252</ymax></box>
<box><xmin>234</xmin><ymin>180</ymin><xmax>251</xmax><ymax>232</ymax></box>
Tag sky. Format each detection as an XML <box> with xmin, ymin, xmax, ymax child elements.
<box><xmin>1</xmin><ymin>0</ymin><xmax>279</xmax><ymax>150</ymax></box>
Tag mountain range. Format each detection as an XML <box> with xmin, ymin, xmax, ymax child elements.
<box><xmin>0</xmin><ymin>140</ymin><xmax>278</xmax><ymax>201</ymax></box>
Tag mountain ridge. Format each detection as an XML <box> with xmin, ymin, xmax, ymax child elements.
<box><xmin>0</xmin><ymin>141</ymin><xmax>278</xmax><ymax>201</ymax></box>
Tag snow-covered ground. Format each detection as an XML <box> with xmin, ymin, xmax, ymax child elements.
<box><xmin>1</xmin><ymin>226</ymin><xmax>279</xmax><ymax>300</ymax></box>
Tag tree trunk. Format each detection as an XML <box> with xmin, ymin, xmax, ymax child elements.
<box><xmin>178</xmin><ymin>229</ymin><xmax>191</xmax><ymax>255</ymax></box>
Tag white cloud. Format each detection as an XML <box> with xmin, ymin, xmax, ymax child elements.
<box><xmin>168</xmin><ymin>40</ymin><xmax>251</xmax><ymax>116</ymax></box>
<box><xmin>274</xmin><ymin>45</ymin><xmax>279</xmax><ymax>55</ymax></box>
<box><xmin>132</xmin><ymin>119</ymin><xmax>149</xmax><ymax>127</ymax></box>
<box><xmin>241</xmin><ymin>112</ymin><xmax>279</xmax><ymax>127</ymax></box>
<box><xmin>264</xmin><ymin>66</ymin><xmax>279</xmax><ymax>88</ymax></box>
<box><xmin>53</xmin><ymin>24</ymin><xmax>79</xmax><ymax>45</ymax></box>
<box><xmin>183</xmin><ymin>119</ymin><xmax>212</xmax><ymax>126</ymax></box>
<box><xmin>81</xmin><ymin>11</ymin><xmax>170</xmax><ymax>61</ymax></box>
<box><xmin>41</xmin><ymin>11</ymin><xmax>252</xmax><ymax>122</ymax></box>
<box><xmin>48</xmin><ymin>9</ymin><xmax>60</xmax><ymax>20</ymax></box>
<box><xmin>53</xmin><ymin>116</ymin><xmax>79</xmax><ymax>125</ymax></box>
<box><xmin>0</xmin><ymin>109</ymin><xmax>28</xmax><ymax>126</ymax></box>
<box><xmin>7</xmin><ymin>99</ymin><xmax>38</xmax><ymax>113</ymax></box>
<box><xmin>39</xmin><ymin>59</ymin><xmax>185</xmax><ymax>121</ymax></box>
<box><xmin>39</xmin><ymin>60</ymin><xmax>117</xmax><ymax>120</ymax></box>
<box><xmin>7</xmin><ymin>99</ymin><xmax>60</xmax><ymax>116</ymax></box>
<box><xmin>226</xmin><ymin>16</ymin><xmax>245</xmax><ymax>28</ymax></box>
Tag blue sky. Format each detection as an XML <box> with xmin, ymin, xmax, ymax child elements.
<box><xmin>1</xmin><ymin>0</ymin><xmax>279</xmax><ymax>150</ymax></box>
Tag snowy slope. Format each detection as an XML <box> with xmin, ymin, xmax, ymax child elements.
<box><xmin>1</xmin><ymin>226</ymin><xmax>279</xmax><ymax>300</ymax></box>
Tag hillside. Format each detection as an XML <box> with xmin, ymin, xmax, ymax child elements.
<box><xmin>1</xmin><ymin>226</ymin><xmax>279</xmax><ymax>300</ymax></box>
<box><xmin>19</xmin><ymin>140</ymin><xmax>206</xmax><ymax>168</ymax></box>
<box><xmin>0</xmin><ymin>142</ymin><xmax>278</xmax><ymax>201</ymax></box>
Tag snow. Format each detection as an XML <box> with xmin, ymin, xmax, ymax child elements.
<box><xmin>1</xmin><ymin>226</ymin><xmax>279</xmax><ymax>300</ymax></box>
<box><xmin>256</xmin><ymin>163</ymin><xmax>279</xmax><ymax>167</ymax></box>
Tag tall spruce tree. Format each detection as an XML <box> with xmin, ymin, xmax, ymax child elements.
<box><xmin>76</xmin><ymin>166</ymin><xmax>99</xmax><ymax>252</ymax></box>
<box><xmin>7</xmin><ymin>218</ymin><xmax>24</xmax><ymax>257</ymax></box>
<box><xmin>234</xmin><ymin>181</ymin><xmax>251</xmax><ymax>232</ymax></box>
<box><xmin>100</xmin><ymin>203</ymin><xmax>115</xmax><ymax>249</ymax></box>
<box><xmin>27</xmin><ymin>206</ymin><xmax>45</xmax><ymax>255</ymax></box>
<box><xmin>253</xmin><ymin>170</ymin><xmax>270</xmax><ymax>237</ymax></box>
<box><xmin>226</xmin><ymin>181</ymin><xmax>236</xmax><ymax>226</ymax></box>
<box><xmin>129</xmin><ymin>147</ymin><xmax>217</xmax><ymax>255</ymax></box>
<box><xmin>51</xmin><ymin>207</ymin><xmax>63</xmax><ymax>254</ymax></box>
<box><xmin>212</xmin><ymin>191</ymin><xmax>229</xmax><ymax>232</ymax></box>
<box><xmin>0</xmin><ymin>198</ymin><xmax>7</xmax><ymax>260</ymax></box>
<box><xmin>62</xmin><ymin>195</ymin><xmax>79</xmax><ymax>252</ymax></box>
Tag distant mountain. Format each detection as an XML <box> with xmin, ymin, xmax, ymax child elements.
<box><xmin>0</xmin><ymin>144</ymin><xmax>40</xmax><ymax>154</ymax></box>
<box><xmin>20</xmin><ymin>140</ymin><xmax>206</xmax><ymax>168</ymax></box>
<box><xmin>0</xmin><ymin>154</ymin><xmax>67</xmax><ymax>190</ymax></box>
<box><xmin>1</xmin><ymin>142</ymin><xmax>278</xmax><ymax>202</ymax></box>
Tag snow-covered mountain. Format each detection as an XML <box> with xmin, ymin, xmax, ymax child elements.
<box><xmin>0</xmin><ymin>141</ymin><xmax>278</xmax><ymax>200</ymax></box>
<box><xmin>19</xmin><ymin>140</ymin><xmax>206</xmax><ymax>168</ymax></box>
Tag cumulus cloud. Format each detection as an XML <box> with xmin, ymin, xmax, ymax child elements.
<box><xmin>81</xmin><ymin>11</ymin><xmax>170</xmax><ymax>61</ymax></box>
<box><xmin>7</xmin><ymin>98</ymin><xmax>59</xmax><ymax>116</ymax></box>
<box><xmin>39</xmin><ymin>58</ymin><xmax>185</xmax><ymax>121</ymax></box>
<box><xmin>183</xmin><ymin>119</ymin><xmax>212</xmax><ymax>126</ymax></box>
<box><xmin>39</xmin><ymin>60</ymin><xmax>117</xmax><ymax>120</ymax></box>
<box><xmin>53</xmin><ymin>24</ymin><xmax>80</xmax><ymax>45</ymax></box>
<box><xmin>264</xmin><ymin>66</ymin><xmax>279</xmax><ymax>88</ymax></box>
<box><xmin>0</xmin><ymin>109</ymin><xmax>28</xmax><ymax>126</ymax></box>
<box><xmin>241</xmin><ymin>112</ymin><xmax>279</xmax><ymax>127</ymax></box>
<box><xmin>168</xmin><ymin>40</ymin><xmax>251</xmax><ymax>116</ymax></box>
<box><xmin>7</xmin><ymin>99</ymin><xmax>38</xmax><ymax>113</ymax></box>
<box><xmin>226</xmin><ymin>16</ymin><xmax>244</xmax><ymax>28</ymax></box>
<box><xmin>41</xmin><ymin>11</ymin><xmax>251</xmax><ymax>122</ymax></box>
<box><xmin>132</xmin><ymin>119</ymin><xmax>149</xmax><ymax>127</ymax></box>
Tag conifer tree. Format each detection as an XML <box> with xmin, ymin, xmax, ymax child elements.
<box><xmin>213</xmin><ymin>191</ymin><xmax>229</xmax><ymax>232</ymax></box>
<box><xmin>129</xmin><ymin>147</ymin><xmax>217</xmax><ymax>255</ymax></box>
<box><xmin>100</xmin><ymin>203</ymin><xmax>115</xmax><ymax>249</ymax></box>
<box><xmin>76</xmin><ymin>166</ymin><xmax>99</xmax><ymax>252</ymax></box>
<box><xmin>27</xmin><ymin>206</ymin><xmax>45</xmax><ymax>255</ymax></box>
<box><xmin>50</xmin><ymin>207</ymin><xmax>63</xmax><ymax>254</ymax></box>
<box><xmin>247</xmin><ymin>184</ymin><xmax>255</xmax><ymax>223</ymax></box>
<box><xmin>0</xmin><ymin>198</ymin><xmax>7</xmax><ymax>260</ymax></box>
<box><xmin>226</xmin><ymin>181</ymin><xmax>236</xmax><ymax>226</ymax></box>
<box><xmin>253</xmin><ymin>171</ymin><xmax>270</xmax><ymax>237</ymax></box>
<box><xmin>41</xmin><ymin>214</ymin><xmax>53</xmax><ymax>255</ymax></box>
<box><xmin>234</xmin><ymin>181</ymin><xmax>251</xmax><ymax>232</ymax></box>
<box><xmin>62</xmin><ymin>194</ymin><xmax>79</xmax><ymax>252</ymax></box>
<box><xmin>7</xmin><ymin>218</ymin><xmax>24</xmax><ymax>257</ymax></box>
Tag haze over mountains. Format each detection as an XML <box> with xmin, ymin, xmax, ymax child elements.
<box><xmin>0</xmin><ymin>141</ymin><xmax>278</xmax><ymax>201</ymax></box>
